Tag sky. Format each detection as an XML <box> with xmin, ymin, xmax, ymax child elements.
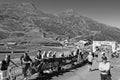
<box><xmin>0</xmin><ymin>0</ymin><xmax>120</xmax><ymax>27</ymax></box>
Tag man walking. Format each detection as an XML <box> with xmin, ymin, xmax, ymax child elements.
<box><xmin>99</xmin><ymin>57</ymin><xmax>112</xmax><ymax>80</ymax></box>
<box><xmin>87</xmin><ymin>52</ymin><xmax>94</xmax><ymax>71</ymax></box>
<box><xmin>20</xmin><ymin>52</ymin><xmax>32</xmax><ymax>80</ymax></box>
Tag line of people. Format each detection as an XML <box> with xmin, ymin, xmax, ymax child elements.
<box><xmin>0</xmin><ymin>49</ymin><xmax>84</xmax><ymax>80</ymax></box>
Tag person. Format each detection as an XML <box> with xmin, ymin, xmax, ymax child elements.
<box><xmin>77</xmin><ymin>52</ymin><xmax>81</xmax><ymax>63</ymax></box>
<box><xmin>87</xmin><ymin>52</ymin><xmax>94</xmax><ymax>71</ymax></box>
<box><xmin>0</xmin><ymin>54</ymin><xmax>18</xmax><ymax>71</ymax></box>
<box><xmin>73</xmin><ymin>49</ymin><xmax>79</xmax><ymax>56</ymax></box>
<box><xmin>95</xmin><ymin>46</ymin><xmax>100</xmax><ymax>57</ymax></box>
<box><xmin>101</xmin><ymin>52</ymin><xmax>107</xmax><ymax>61</ymax></box>
<box><xmin>0</xmin><ymin>55</ymin><xmax>18</xmax><ymax>80</ymax></box>
<box><xmin>60</xmin><ymin>53</ymin><xmax>65</xmax><ymax>58</ymax></box>
<box><xmin>20</xmin><ymin>52</ymin><xmax>32</xmax><ymax>79</ymax></box>
<box><xmin>41</xmin><ymin>51</ymin><xmax>47</xmax><ymax>59</ymax></box>
<box><xmin>79</xmin><ymin>49</ymin><xmax>83</xmax><ymax>60</ymax></box>
<box><xmin>34</xmin><ymin>50</ymin><xmax>42</xmax><ymax>61</ymax></box>
<box><xmin>99</xmin><ymin>57</ymin><xmax>112</xmax><ymax>80</ymax></box>
<box><xmin>47</xmin><ymin>50</ymin><xmax>52</xmax><ymax>58</ymax></box>
<box><xmin>34</xmin><ymin>50</ymin><xmax>42</xmax><ymax>67</ymax></box>
<box><xmin>52</xmin><ymin>51</ymin><xmax>57</xmax><ymax>58</ymax></box>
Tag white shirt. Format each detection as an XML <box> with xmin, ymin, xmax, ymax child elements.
<box><xmin>87</xmin><ymin>54</ymin><xmax>93</xmax><ymax>62</ymax></box>
<box><xmin>47</xmin><ymin>51</ymin><xmax>52</xmax><ymax>58</ymax></box>
<box><xmin>42</xmin><ymin>51</ymin><xmax>47</xmax><ymax>59</ymax></box>
<box><xmin>73</xmin><ymin>50</ymin><xmax>77</xmax><ymax>56</ymax></box>
<box><xmin>99</xmin><ymin>62</ymin><xmax>111</xmax><ymax>74</ymax></box>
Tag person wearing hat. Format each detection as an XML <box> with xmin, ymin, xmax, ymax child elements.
<box><xmin>99</xmin><ymin>57</ymin><xmax>112</xmax><ymax>80</ymax></box>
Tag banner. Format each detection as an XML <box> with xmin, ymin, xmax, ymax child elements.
<box><xmin>92</xmin><ymin>41</ymin><xmax>117</xmax><ymax>53</ymax></box>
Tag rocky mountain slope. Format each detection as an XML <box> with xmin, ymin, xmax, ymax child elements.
<box><xmin>0</xmin><ymin>3</ymin><xmax>120</xmax><ymax>42</ymax></box>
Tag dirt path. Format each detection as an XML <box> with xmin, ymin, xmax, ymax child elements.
<box><xmin>23</xmin><ymin>58</ymin><xmax>120</xmax><ymax>80</ymax></box>
<box><xmin>51</xmin><ymin>59</ymin><xmax>120</xmax><ymax>80</ymax></box>
<box><xmin>51</xmin><ymin>64</ymin><xmax>100</xmax><ymax>80</ymax></box>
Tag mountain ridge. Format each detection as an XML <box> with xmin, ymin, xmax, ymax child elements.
<box><xmin>0</xmin><ymin>3</ymin><xmax>120</xmax><ymax>42</ymax></box>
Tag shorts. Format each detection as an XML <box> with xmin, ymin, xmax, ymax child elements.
<box><xmin>88</xmin><ymin>61</ymin><xmax>92</xmax><ymax>65</ymax></box>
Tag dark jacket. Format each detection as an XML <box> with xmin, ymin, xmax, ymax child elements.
<box><xmin>0</xmin><ymin>59</ymin><xmax>10</xmax><ymax>71</ymax></box>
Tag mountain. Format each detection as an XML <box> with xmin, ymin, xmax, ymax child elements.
<box><xmin>0</xmin><ymin>3</ymin><xmax>120</xmax><ymax>42</ymax></box>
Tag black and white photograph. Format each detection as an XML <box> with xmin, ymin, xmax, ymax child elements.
<box><xmin>0</xmin><ymin>0</ymin><xmax>120</xmax><ymax>80</ymax></box>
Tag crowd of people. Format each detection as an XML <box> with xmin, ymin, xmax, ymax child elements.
<box><xmin>86</xmin><ymin>48</ymin><xmax>114</xmax><ymax>80</ymax></box>
<box><xmin>0</xmin><ymin>49</ymin><xmax>85</xmax><ymax>80</ymax></box>
<box><xmin>0</xmin><ymin>47</ymin><xmax>118</xmax><ymax>80</ymax></box>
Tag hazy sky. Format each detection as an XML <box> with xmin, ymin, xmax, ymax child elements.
<box><xmin>0</xmin><ymin>0</ymin><xmax>120</xmax><ymax>27</ymax></box>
